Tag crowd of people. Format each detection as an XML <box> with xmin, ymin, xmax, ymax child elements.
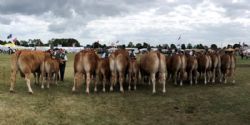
<box><xmin>0</xmin><ymin>47</ymin><xmax>15</xmax><ymax>54</ymax></box>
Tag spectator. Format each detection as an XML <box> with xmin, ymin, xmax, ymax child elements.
<box><xmin>8</xmin><ymin>47</ymin><xmax>13</xmax><ymax>55</ymax></box>
<box><xmin>60</xmin><ymin>49</ymin><xmax>67</xmax><ymax>81</ymax></box>
<box><xmin>54</xmin><ymin>49</ymin><xmax>68</xmax><ymax>81</ymax></box>
<box><xmin>189</xmin><ymin>50</ymin><xmax>194</xmax><ymax>56</ymax></box>
<box><xmin>130</xmin><ymin>50</ymin><xmax>136</xmax><ymax>59</ymax></box>
<box><xmin>102</xmin><ymin>48</ymin><xmax>109</xmax><ymax>58</ymax></box>
<box><xmin>240</xmin><ymin>50</ymin><xmax>244</xmax><ymax>59</ymax></box>
<box><xmin>147</xmin><ymin>46</ymin><xmax>151</xmax><ymax>52</ymax></box>
<box><xmin>158</xmin><ymin>48</ymin><xmax>162</xmax><ymax>53</ymax></box>
<box><xmin>53</xmin><ymin>48</ymin><xmax>60</xmax><ymax>57</ymax></box>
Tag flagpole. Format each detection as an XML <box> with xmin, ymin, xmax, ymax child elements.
<box><xmin>176</xmin><ymin>34</ymin><xmax>182</xmax><ymax>49</ymax></box>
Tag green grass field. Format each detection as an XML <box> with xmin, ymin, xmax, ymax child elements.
<box><xmin>0</xmin><ymin>53</ymin><xmax>249</xmax><ymax>125</ymax></box>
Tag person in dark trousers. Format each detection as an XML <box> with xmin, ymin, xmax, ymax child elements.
<box><xmin>54</xmin><ymin>49</ymin><xmax>68</xmax><ymax>81</ymax></box>
<box><xmin>240</xmin><ymin>50</ymin><xmax>244</xmax><ymax>59</ymax></box>
<box><xmin>60</xmin><ymin>49</ymin><xmax>67</xmax><ymax>81</ymax></box>
<box><xmin>8</xmin><ymin>47</ymin><xmax>13</xmax><ymax>55</ymax></box>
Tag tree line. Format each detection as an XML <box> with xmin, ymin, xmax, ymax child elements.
<box><xmin>0</xmin><ymin>39</ymin><xmax>243</xmax><ymax>49</ymax></box>
<box><xmin>88</xmin><ymin>41</ymin><xmax>242</xmax><ymax>50</ymax></box>
<box><xmin>0</xmin><ymin>38</ymin><xmax>81</xmax><ymax>47</ymax></box>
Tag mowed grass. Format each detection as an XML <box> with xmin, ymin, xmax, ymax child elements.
<box><xmin>0</xmin><ymin>53</ymin><xmax>250</xmax><ymax>125</ymax></box>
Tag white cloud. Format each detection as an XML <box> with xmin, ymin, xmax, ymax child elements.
<box><xmin>0</xmin><ymin>14</ymin><xmax>49</xmax><ymax>40</ymax></box>
<box><xmin>0</xmin><ymin>0</ymin><xmax>250</xmax><ymax>46</ymax></box>
<box><xmin>166</xmin><ymin>0</ymin><xmax>176</xmax><ymax>3</ymax></box>
<box><xmin>232</xmin><ymin>0</ymin><xmax>245</xmax><ymax>3</ymax></box>
<box><xmin>84</xmin><ymin>0</ymin><xmax>249</xmax><ymax>45</ymax></box>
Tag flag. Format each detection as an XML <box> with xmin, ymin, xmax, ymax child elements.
<box><xmin>177</xmin><ymin>35</ymin><xmax>181</xmax><ymax>40</ymax></box>
<box><xmin>13</xmin><ymin>38</ymin><xmax>17</xmax><ymax>42</ymax></box>
<box><xmin>13</xmin><ymin>38</ymin><xmax>17</xmax><ymax>44</ymax></box>
<box><xmin>7</xmin><ymin>34</ymin><xmax>12</xmax><ymax>39</ymax></box>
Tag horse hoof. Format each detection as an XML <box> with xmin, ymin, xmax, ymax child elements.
<box><xmin>9</xmin><ymin>90</ymin><xmax>15</xmax><ymax>93</ymax></box>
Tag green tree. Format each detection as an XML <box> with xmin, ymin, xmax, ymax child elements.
<box><xmin>142</xmin><ymin>42</ymin><xmax>150</xmax><ymax>48</ymax></box>
<box><xmin>210</xmin><ymin>44</ymin><xmax>217</xmax><ymax>50</ymax></box>
<box><xmin>233</xmin><ymin>44</ymin><xmax>241</xmax><ymax>49</ymax></box>
<box><xmin>181</xmin><ymin>44</ymin><xmax>186</xmax><ymax>50</ymax></box>
<box><xmin>15</xmin><ymin>40</ymin><xmax>21</xmax><ymax>46</ymax></box>
<box><xmin>162</xmin><ymin>44</ymin><xmax>169</xmax><ymax>49</ymax></box>
<box><xmin>195</xmin><ymin>44</ymin><xmax>205</xmax><ymax>49</ymax></box>
<box><xmin>136</xmin><ymin>43</ymin><xmax>143</xmax><ymax>49</ymax></box>
<box><xmin>86</xmin><ymin>44</ymin><xmax>92</xmax><ymax>48</ymax></box>
<box><xmin>0</xmin><ymin>40</ymin><xmax>7</xmax><ymax>45</ymax></box>
<box><xmin>227</xmin><ymin>44</ymin><xmax>233</xmax><ymax>48</ymax></box>
<box><xmin>100</xmin><ymin>44</ymin><xmax>107</xmax><ymax>48</ymax></box>
<box><xmin>156</xmin><ymin>45</ymin><xmax>162</xmax><ymax>49</ymax></box>
<box><xmin>68</xmin><ymin>39</ymin><xmax>80</xmax><ymax>47</ymax></box>
<box><xmin>187</xmin><ymin>43</ymin><xmax>192</xmax><ymax>49</ymax></box>
<box><xmin>0</xmin><ymin>40</ymin><xmax>3</xmax><ymax>45</ymax></box>
<box><xmin>92</xmin><ymin>41</ymin><xmax>100</xmax><ymax>48</ymax></box>
<box><xmin>28</xmin><ymin>39</ymin><xmax>44</xmax><ymax>46</ymax></box>
<box><xmin>127</xmin><ymin>42</ymin><xmax>135</xmax><ymax>48</ymax></box>
<box><xmin>20</xmin><ymin>40</ymin><xmax>29</xmax><ymax>47</ymax></box>
<box><xmin>48</xmin><ymin>38</ymin><xmax>80</xmax><ymax>47</ymax></box>
<box><xmin>118</xmin><ymin>44</ymin><xmax>126</xmax><ymax>49</ymax></box>
<box><xmin>170</xmin><ymin>44</ymin><xmax>177</xmax><ymax>49</ymax></box>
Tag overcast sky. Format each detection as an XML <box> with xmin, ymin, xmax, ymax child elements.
<box><xmin>0</xmin><ymin>0</ymin><xmax>250</xmax><ymax>46</ymax></box>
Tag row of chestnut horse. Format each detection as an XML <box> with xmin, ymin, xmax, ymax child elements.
<box><xmin>9</xmin><ymin>49</ymin><xmax>236</xmax><ymax>94</ymax></box>
<box><xmin>72</xmin><ymin>49</ymin><xmax>236</xmax><ymax>94</ymax></box>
